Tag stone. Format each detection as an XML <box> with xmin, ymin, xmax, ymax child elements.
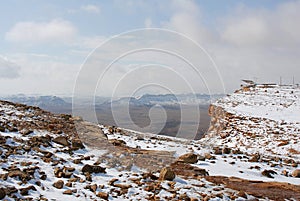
<box><xmin>20</xmin><ymin>185</ymin><xmax>36</xmax><ymax>196</ymax></box>
<box><xmin>249</xmin><ymin>154</ymin><xmax>260</xmax><ymax>162</ymax></box>
<box><xmin>82</xmin><ymin>164</ymin><xmax>106</xmax><ymax>174</ymax></box>
<box><xmin>63</xmin><ymin>189</ymin><xmax>73</xmax><ymax>195</ymax></box>
<box><xmin>0</xmin><ymin>126</ymin><xmax>5</xmax><ymax>132</ymax></box>
<box><xmin>90</xmin><ymin>184</ymin><xmax>97</xmax><ymax>192</ymax></box>
<box><xmin>8</xmin><ymin>170</ymin><xmax>30</xmax><ymax>181</ymax></box>
<box><xmin>53</xmin><ymin>136</ymin><xmax>69</xmax><ymax>146</ymax></box>
<box><xmin>71</xmin><ymin>139</ymin><xmax>85</xmax><ymax>149</ymax></box>
<box><xmin>204</xmin><ymin>153</ymin><xmax>215</xmax><ymax>160</ymax></box>
<box><xmin>53</xmin><ymin>180</ymin><xmax>64</xmax><ymax>189</ymax></box>
<box><xmin>222</xmin><ymin>147</ymin><xmax>231</xmax><ymax>154</ymax></box>
<box><xmin>0</xmin><ymin>188</ymin><xmax>6</xmax><ymax>199</ymax></box>
<box><xmin>113</xmin><ymin>183</ymin><xmax>132</xmax><ymax>189</ymax></box>
<box><xmin>177</xmin><ymin>153</ymin><xmax>198</xmax><ymax>164</ymax></box>
<box><xmin>159</xmin><ymin>167</ymin><xmax>175</xmax><ymax>181</ymax></box>
<box><xmin>261</xmin><ymin>169</ymin><xmax>277</xmax><ymax>178</ymax></box>
<box><xmin>109</xmin><ymin>139</ymin><xmax>126</xmax><ymax>146</ymax></box>
<box><xmin>291</xmin><ymin>169</ymin><xmax>300</xmax><ymax>178</ymax></box>
<box><xmin>97</xmin><ymin>192</ymin><xmax>109</xmax><ymax>200</ymax></box>
<box><xmin>65</xmin><ymin>182</ymin><xmax>72</xmax><ymax>187</ymax></box>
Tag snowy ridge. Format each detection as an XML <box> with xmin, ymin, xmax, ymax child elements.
<box><xmin>215</xmin><ymin>85</ymin><xmax>300</xmax><ymax>123</ymax></box>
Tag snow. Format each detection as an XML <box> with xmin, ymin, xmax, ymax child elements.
<box><xmin>215</xmin><ymin>85</ymin><xmax>300</xmax><ymax>123</ymax></box>
<box><xmin>0</xmin><ymin>85</ymin><xmax>300</xmax><ymax>200</ymax></box>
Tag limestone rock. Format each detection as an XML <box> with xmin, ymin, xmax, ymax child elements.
<box><xmin>0</xmin><ymin>188</ymin><xmax>6</xmax><ymax>199</ymax></box>
<box><xmin>97</xmin><ymin>192</ymin><xmax>109</xmax><ymax>200</ymax></box>
<box><xmin>159</xmin><ymin>167</ymin><xmax>175</xmax><ymax>181</ymax></box>
<box><xmin>63</xmin><ymin>189</ymin><xmax>73</xmax><ymax>195</ymax></box>
<box><xmin>291</xmin><ymin>169</ymin><xmax>300</xmax><ymax>178</ymax></box>
<box><xmin>177</xmin><ymin>153</ymin><xmax>198</xmax><ymax>164</ymax></box>
<box><xmin>261</xmin><ymin>169</ymin><xmax>277</xmax><ymax>178</ymax></box>
<box><xmin>53</xmin><ymin>136</ymin><xmax>69</xmax><ymax>146</ymax></box>
<box><xmin>82</xmin><ymin>164</ymin><xmax>106</xmax><ymax>174</ymax></box>
<box><xmin>53</xmin><ymin>180</ymin><xmax>64</xmax><ymax>189</ymax></box>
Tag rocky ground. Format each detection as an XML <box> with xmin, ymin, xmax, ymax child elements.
<box><xmin>0</xmin><ymin>84</ymin><xmax>300</xmax><ymax>200</ymax></box>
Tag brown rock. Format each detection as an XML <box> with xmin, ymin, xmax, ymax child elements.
<box><xmin>0</xmin><ymin>126</ymin><xmax>5</xmax><ymax>132</ymax></box>
<box><xmin>179</xmin><ymin>193</ymin><xmax>190</xmax><ymax>201</ymax></box>
<box><xmin>53</xmin><ymin>136</ymin><xmax>69</xmax><ymax>146</ymax></box>
<box><xmin>97</xmin><ymin>192</ymin><xmax>109</xmax><ymax>200</ymax></box>
<box><xmin>249</xmin><ymin>154</ymin><xmax>260</xmax><ymax>162</ymax></box>
<box><xmin>159</xmin><ymin>167</ymin><xmax>175</xmax><ymax>181</ymax></box>
<box><xmin>114</xmin><ymin>183</ymin><xmax>132</xmax><ymax>189</ymax></box>
<box><xmin>53</xmin><ymin>180</ymin><xmax>64</xmax><ymax>189</ymax></box>
<box><xmin>63</xmin><ymin>189</ymin><xmax>73</xmax><ymax>195</ymax></box>
<box><xmin>109</xmin><ymin>139</ymin><xmax>126</xmax><ymax>146</ymax></box>
<box><xmin>204</xmin><ymin>153</ymin><xmax>215</xmax><ymax>160</ymax></box>
<box><xmin>71</xmin><ymin>139</ymin><xmax>85</xmax><ymax>149</ymax></box>
<box><xmin>0</xmin><ymin>188</ymin><xmax>6</xmax><ymax>199</ymax></box>
<box><xmin>19</xmin><ymin>185</ymin><xmax>36</xmax><ymax>196</ymax></box>
<box><xmin>177</xmin><ymin>153</ymin><xmax>198</xmax><ymax>164</ymax></box>
<box><xmin>82</xmin><ymin>164</ymin><xmax>106</xmax><ymax>174</ymax></box>
<box><xmin>8</xmin><ymin>170</ymin><xmax>30</xmax><ymax>181</ymax></box>
<box><xmin>90</xmin><ymin>184</ymin><xmax>97</xmax><ymax>192</ymax></box>
<box><xmin>291</xmin><ymin>169</ymin><xmax>300</xmax><ymax>178</ymax></box>
<box><xmin>65</xmin><ymin>182</ymin><xmax>72</xmax><ymax>187</ymax></box>
<box><xmin>261</xmin><ymin>169</ymin><xmax>277</xmax><ymax>178</ymax></box>
<box><xmin>222</xmin><ymin>147</ymin><xmax>231</xmax><ymax>154</ymax></box>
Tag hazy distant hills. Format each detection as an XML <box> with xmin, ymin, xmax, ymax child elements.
<box><xmin>0</xmin><ymin>95</ymin><xmax>72</xmax><ymax>113</ymax></box>
<box><xmin>102</xmin><ymin>93</ymin><xmax>224</xmax><ymax>107</ymax></box>
<box><xmin>1</xmin><ymin>93</ymin><xmax>224</xmax><ymax>109</ymax></box>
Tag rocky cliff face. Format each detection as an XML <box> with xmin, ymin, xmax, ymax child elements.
<box><xmin>206</xmin><ymin>84</ymin><xmax>300</xmax><ymax>159</ymax></box>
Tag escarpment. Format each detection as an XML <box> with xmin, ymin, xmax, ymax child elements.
<box><xmin>204</xmin><ymin>84</ymin><xmax>300</xmax><ymax>160</ymax></box>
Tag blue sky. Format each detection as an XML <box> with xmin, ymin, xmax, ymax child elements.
<box><xmin>0</xmin><ymin>0</ymin><xmax>299</xmax><ymax>96</ymax></box>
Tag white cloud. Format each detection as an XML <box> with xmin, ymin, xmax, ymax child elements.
<box><xmin>161</xmin><ymin>0</ymin><xmax>214</xmax><ymax>44</ymax></box>
<box><xmin>5</xmin><ymin>19</ymin><xmax>77</xmax><ymax>43</ymax></box>
<box><xmin>221</xmin><ymin>16</ymin><xmax>269</xmax><ymax>46</ymax></box>
<box><xmin>0</xmin><ymin>56</ymin><xmax>20</xmax><ymax>79</ymax></box>
<box><xmin>81</xmin><ymin>4</ymin><xmax>100</xmax><ymax>14</ymax></box>
<box><xmin>220</xmin><ymin>1</ymin><xmax>300</xmax><ymax>47</ymax></box>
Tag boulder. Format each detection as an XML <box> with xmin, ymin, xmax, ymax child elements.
<box><xmin>0</xmin><ymin>126</ymin><xmax>5</xmax><ymax>132</ymax></box>
<box><xmin>291</xmin><ymin>169</ymin><xmax>300</xmax><ymax>178</ymax></box>
<box><xmin>261</xmin><ymin>169</ymin><xmax>277</xmax><ymax>178</ymax></box>
<box><xmin>63</xmin><ymin>189</ymin><xmax>73</xmax><ymax>195</ymax></box>
<box><xmin>53</xmin><ymin>180</ymin><xmax>64</xmax><ymax>189</ymax></box>
<box><xmin>53</xmin><ymin>136</ymin><xmax>69</xmax><ymax>146</ymax></box>
<box><xmin>82</xmin><ymin>164</ymin><xmax>106</xmax><ymax>174</ymax></box>
<box><xmin>0</xmin><ymin>188</ymin><xmax>6</xmax><ymax>199</ymax></box>
<box><xmin>109</xmin><ymin>139</ymin><xmax>126</xmax><ymax>146</ymax></box>
<box><xmin>159</xmin><ymin>167</ymin><xmax>175</xmax><ymax>181</ymax></box>
<box><xmin>8</xmin><ymin>170</ymin><xmax>31</xmax><ymax>181</ymax></box>
<box><xmin>97</xmin><ymin>192</ymin><xmax>109</xmax><ymax>200</ymax></box>
<box><xmin>71</xmin><ymin>139</ymin><xmax>85</xmax><ymax>149</ymax></box>
<box><xmin>20</xmin><ymin>185</ymin><xmax>36</xmax><ymax>196</ymax></box>
<box><xmin>177</xmin><ymin>153</ymin><xmax>198</xmax><ymax>164</ymax></box>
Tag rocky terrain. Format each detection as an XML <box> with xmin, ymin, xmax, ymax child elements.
<box><xmin>0</xmin><ymin>84</ymin><xmax>299</xmax><ymax>200</ymax></box>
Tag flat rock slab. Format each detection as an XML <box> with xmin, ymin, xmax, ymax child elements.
<box><xmin>205</xmin><ymin>176</ymin><xmax>300</xmax><ymax>200</ymax></box>
<box><xmin>76</xmin><ymin>121</ymin><xmax>176</xmax><ymax>172</ymax></box>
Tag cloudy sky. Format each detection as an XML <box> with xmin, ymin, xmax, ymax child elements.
<box><xmin>0</xmin><ymin>0</ymin><xmax>299</xmax><ymax>96</ymax></box>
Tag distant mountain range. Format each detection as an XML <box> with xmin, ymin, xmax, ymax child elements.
<box><xmin>104</xmin><ymin>93</ymin><xmax>225</xmax><ymax>107</ymax></box>
<box><xmin>1</xmin><ymin>93</ymin><xmax>224</xmax><ymax>111</ymax></box>
<box><xmin>1</xmin><ymin>95</ymin><xmax>71</xmax><ymax>112</ymax></box>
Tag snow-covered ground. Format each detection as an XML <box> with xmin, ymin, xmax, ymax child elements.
<box><xmin>0</xmin><ymin>85</ymin><xmax>300</xmax><ymax>200</ymax></box>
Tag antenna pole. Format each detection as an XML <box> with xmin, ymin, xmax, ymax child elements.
<box><xmin>280</xmin><ymin>76</ymin><xmax>282</xmax><ymax>86</ymax></box>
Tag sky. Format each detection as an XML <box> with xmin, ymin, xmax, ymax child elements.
<box><xmin>0</xmin><ymin>0</ymin><xmax>299</xmax><ymax>97</ymax></box>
